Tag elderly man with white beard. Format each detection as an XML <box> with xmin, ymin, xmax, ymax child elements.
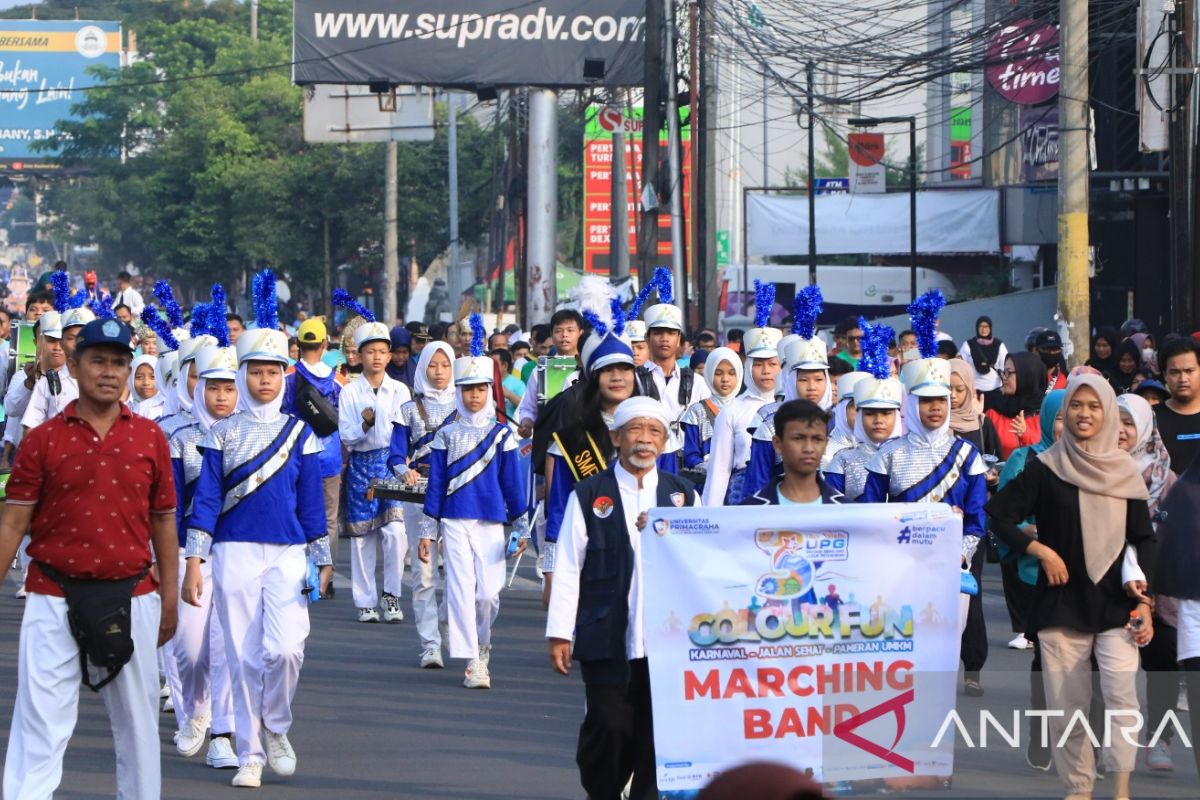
<box><xmin>546</xmin><ymin>396</ymin><xmax>701</xmax><ymax>800</ymax></box>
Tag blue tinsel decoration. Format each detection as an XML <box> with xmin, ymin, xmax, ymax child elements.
<box><xmin>581</xmin><ymin>309</ymin><xmax>607</xmax><ymax>337</ymax></box>
<box><xmin>153</xmin><ymin>281</ymin><xmax>185</xmax><ymax>329</ymax></box>
<box><xmin>51</xmin><ymin>271</ymin><xmax>71</xmax><ymax>313</ymax></box>
<box><xmin>89</xmin><ymin>294</ymin><xmax>115</xmax><ymax>320</ymax></box>
<box><xmin>68</xmin><ymin>290</ymin><xmax>88</xmax><ymax>309</ymax></box>
<box><xmin>792</xmin><ymin>285</ymin><xmax>823</xmax><ymax>339</ymax></box>
<box><xmin>188</xmin><ymin>303</ymin><xmax>213</xmax><ymax>338</ymax></box>
<box><xmin>652</xmin><ymin>267</ymin><xmax>673</xmax><ymax>304</ymax></box>
<box><xmin>857</xmin><ymin>316</ymin><xmax>895</xmax><ymax>380</ymax></box>
<box><xmin>209</xmin><ymin>284</ymin><xmax>230</xmax><ymax>347</ymax></box>
<box><xmin>141</xmin><ymin>306</ymin><xmax>180</xmax><ymax>351</ymax></box>
<box><xmin>331</xmin><ymin>288</ymin><xmax>376</xmax><ymax>323</ymax></box>
<box><xmin>625</xmin><ymin>276</ymin><xmax>659</xmax><ymax>321</ymax></box>
<box><xmin>908</xmin><ymin>289</ymin><xmax>946</xmax><ymax>359</ymax></box>
<box><xmin>753</xmin><ymin>279</ymin><xmax>775</xmax><ymax>328</ymax></box>
<box><xmin>610</xmin><ymin>298</ymin><xmax>626</xmax><ymax>337</ymax></box>
<box><xmin>252</xmin><ymin>269</ymin><xmax>279</xmax><ymax>331</ymax></box>
<box><xmin>469</xmin><ymin>313</ymin><xmax>486</xmax><ymax>358</ymax></box>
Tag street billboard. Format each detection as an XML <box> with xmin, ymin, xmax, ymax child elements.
<box><xmin>0</xmin><ymin>20</ymin><xmax>122</xmax><ymax>165</ymax></box>
<box><xmin>293</xmin><ymin>0</ymin><xmax>645</xmax><ymax>89</ymax></box>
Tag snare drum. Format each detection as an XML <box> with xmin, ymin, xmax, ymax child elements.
<box><xmin>7</xmin><ymin>321</ymin><xmax>36</xmax><ymax>383</ymax></box>
<box><xmin>536</xmin><ymin>356</ymin><xmax>578</xmax><ymax>405</ymax></box>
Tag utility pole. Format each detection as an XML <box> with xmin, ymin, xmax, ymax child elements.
<box><xmin>806</xmin><ymin>61</ymin><xmax>817</xmax><ymax>287</ymax></box>
<box><xmin>664</xmin><ymin>0</ymin><xmax>687</xmax><ymax>309</ymax></box>
<box><xmin>638</xmin><ymin>0</ymin><xmax>665</xmax><ymax>285</ymax></box>
<box><xmin>448</xmin><ymin>92</ymin><xmax>461</xmax><ymax>309</ymax></box>
<box><xmin>250</xmin><ymin>0</ymin><xmax>258</xmax><ymax>40</ymax></box>
<box><xmin>1057</xmin><ymin>0</ymin><xmax>1089</xmax><ymax>366</ymax></box>
<box><xmin>611</xmin><ymin>96</ymin><xmax>631</xmax><ymax>279</ymax></box>
<box><xmin>383</xmin><ymin>141</ymin><xmax>399</xmax><ymax>324</ymax></box>
<box><xmin>526</xmin><ymin>89</ymin><xmax>558</xmax><ymax>326</ymax></box>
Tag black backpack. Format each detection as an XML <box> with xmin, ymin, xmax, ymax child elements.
<box><xmin>294</xmin><ymin>374</ymin><xmax>339</xmax><ymax>437</ymax></box>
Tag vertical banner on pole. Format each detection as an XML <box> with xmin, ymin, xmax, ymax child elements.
<box><xmin>849</xmin><ymin>132</ymin><xmax>887</xmax><ymax>194</ymax></box>
<box><xmin>642</xmin><ymin>504</ymin><xmax>961</xmax><ymax>793</ymax></box>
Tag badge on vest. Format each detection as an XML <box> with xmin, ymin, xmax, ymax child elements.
<box><xmin>592</xmin><ymin>496</ymin><xmax>614</xmax><ymax>519</ymax></box>
<box><xmin>670</xmin><ymin>492</ymin><xmax>685</xmax><ymax>507</ymax></box>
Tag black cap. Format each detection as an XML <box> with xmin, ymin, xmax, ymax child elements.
<box><xmin>1035</xmin><ymin>330</ymin><xmax>1063</xmax><ymax>349</ymax></box>
<box><xmin>73</xmin><ymin>318</ymin><xmax>134</xmax><ymax>355</ymax></box>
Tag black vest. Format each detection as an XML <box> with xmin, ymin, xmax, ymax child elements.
<box><xmin>572</xmin><ymin>465</ymin><xmax>696</xmax><ymax>685</ymax></box>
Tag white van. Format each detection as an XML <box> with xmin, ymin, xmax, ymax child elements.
<box><xmin>717</xmin><ymin>264</ymin><xmax>961</xmax><ymax>332</ymax></box>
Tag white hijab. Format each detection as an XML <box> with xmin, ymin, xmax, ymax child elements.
<box><xmin>743</xmin><ymin>356</ymin><xmax>779</xmax><ymax>403</ymax></box>
<box><xmin>414</xmin><ymin>341</ymin><xmax>456</xmax><ymax>404</ymax></box>
<box><xmin>783</xmin><ymin>366</ymin><xmax>833</xmax><ymax>410</ymax></box>
<box><xmin>853</xmin><ymin>407</ymin><xmax>904</xmax><ymax>447</ymax></box>
<box><xmin>157</xmin><ymin>352</ymin><xmax>180</xmax><ymax>417</ymax></box>
<box><xmin>235</xmin><ymin>362</ymin><xmax>285</xmax><ymax>423</ymax></box>
<box><xmin>832</xmin><ymin>398</ymin><xmax>855</xmax><ymax>442</ymax></box>
<box><xmin>192</xmin><ymin>376</ymin><xmax>237</xmax><ymax>433</ymax></box>
<box><xmin>128</xmin><ymin>354</ymin><xmax>158</xmax><ymax>401</ymax></box>
<box><xmin>703</xmin><ymin>347</ymin><xmax>743</xmax><ymax>405</ymax></box>
<box><xmin>176</xmin><ymin>359</ymin><xmax>196</xmax><ymax>415</ymax></box>
<box><xmin>903</xmin><ymin>391</ymin><xmax>951</xmax><ymax>447</ymax></box>
<box><xmin>455</xmin><ymin>382</ymin><xmax>496</xmax><ymax>428</ymax></box>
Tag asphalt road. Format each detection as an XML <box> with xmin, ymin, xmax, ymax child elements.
<box><xmin>0</xmin><ymin>557</ymin><xmax>1194</xmax><ymax>799</ymax></box>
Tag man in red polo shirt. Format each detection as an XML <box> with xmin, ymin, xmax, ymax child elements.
<box><xmin>0</xmin><ymin>317</ymin><xmax>178</xmax><ymax>800</ymax></box>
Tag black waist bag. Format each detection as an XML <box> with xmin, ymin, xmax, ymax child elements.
<box><xmin>295</xmin><ymin>375</ymin><xmax>339</xmax><ymax>437</ymax></box>
<box><xmin>37</xmin><ymin>562</ymin><xmax>149</xmax><ymax>692</ymax></box>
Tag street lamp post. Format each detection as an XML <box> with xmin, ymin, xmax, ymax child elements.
<box><xmin>848</xmin><ymin>116</ymin><xmax>918</xmax><ymax>303</ymax></box>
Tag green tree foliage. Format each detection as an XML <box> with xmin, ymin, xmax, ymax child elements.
<box><xmin>12</xmin><ymin>0</ymin><xmax>497</xmax><ymax>302</ymax></box>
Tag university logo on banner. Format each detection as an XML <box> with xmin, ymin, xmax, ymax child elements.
<box><xmin>641</xmin><ymin>504</ymin><xmax>962</xmax><ymax>794</ymax></box>
<box><xmin>849</xmin><ymin>132</ymin><xmax>887</xmax><ymax>194</ymax></box>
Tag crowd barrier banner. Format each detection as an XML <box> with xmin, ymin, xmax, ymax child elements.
<box><xmin>641</xmin><ymin>503</ymin><xmax>963</xmax><ymax>793</ymax></box>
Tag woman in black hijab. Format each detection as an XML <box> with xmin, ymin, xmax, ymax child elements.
<box><xmin>984</xmin><ymin>351</ymin><xmax>1049</xmax><ymax>459</ymax></box>
<box><xmin>961</xmin><ymin>315</ymin><xmax>1007</xmax><ymax>395</ymax></box>
<box><xmin>1087</xmin><ymin>326</ymin><xmax>1120</xmax><ymax>379</ymax></box>
<box><xmin>1109</xmin><ymin>339</ymin><xmax>1142</xmax><ymax>395</ymax></box>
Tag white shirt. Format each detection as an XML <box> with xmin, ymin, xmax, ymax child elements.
<box><xmin>1178</xmin><ymin>600</ymin><xmax>1200</xmax><ymax>661</ymax></box>
<box><xmin>113</xmin><ymin>286</ymin><xmax>145</xmax><ymax>317</ymax></box>
<box><xmin>516</xmin><ymin>364</ymin><xmax>580</xmax><ymax>425</ymax></box>
<box><xmin>338</xmin><ymin>372</ymin><xmax>412</xmax><ymax>452</ymax></box>
<box><xmin>702</xmin><ymin>392</ymin><xmax>771</xmax><ymax>506</ymax></box>
<box><xmin>547</xmin><ymin>463</ymin><xmax>668</xmax><ymax>661</ymax></box>
<box><xmin>22</xmin><ymin>365</ymin><xmax>77</xmax><ymax>431</ymax></box>
<box><xmin>3</xmin><ymin>373</ymin><xmax>33</xmax><ymax>446</ymax></box>
<box><xmin>645</xmin><ymin>360</ymin><xmax>711</xmax><ymax>423</ymax></box>
<box><xmin>958</xmin><ymin>340</ymin><xmax>1009</xmax><ymax>393</ymax></box>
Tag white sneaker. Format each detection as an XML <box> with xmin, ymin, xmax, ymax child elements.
<box><xmin>1145</xmin><ymin>740</ymin><xmax>1174</xmax><ymax>772</ymax></box>
<box><xmin>381</xmin><ymin>592</ymin><xmax>405</xmax><ymax>623</ymax></box>
<box><xmin>231</xmin><ymin>762</ymin><xmax>262</xmax><ymax>788</ymax></box>
<box><xmin>420</xmin><ymin>648</ymin><xmax>444</xmax><ymax>669</ymax></box>
<box><xmin>357</xmin><ymin>607</ymin><xmax>380</xmax><ymax>623</ymax></box>
<box><xmin>1007</xmin><ymin>635</ymin><xmax>1032</xmax><ymax>650</ymax></box>
<box><xmin>175</xmin><ymin>712</ymin><xmax>211</xmax><ymax>757</ymax></box>
<box><xmin>162</xmin><ymin>694</ymin><xmax>174</xmax><ymax>713</ymax></box>
<box><xmin>479</xmin><ymin>644</ymin><xmax>492</xmax><ymax>668</ymax></box>
<box><xmin>159</xmin><ymin>682</ymin><xmax>171</xmax><ymax>699</ymax></box>
<box><xmin>265</xmin><ymin>730</ymin><xmax>296</xmax><ymax>776</ymax></box>
<box><xmin>463</xmin><ymin>659</ymin><xmax>491</xmax><ymax>689</ymax></box>
<box><xmin>206</xmin><ymin>736</ymin><xmax>239</xmax><ymax>769</ymax></box>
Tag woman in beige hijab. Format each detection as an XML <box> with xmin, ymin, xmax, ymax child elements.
<box><xmin>987</xmin><ymin>373</ymin><xmax>1155</xmax><ymax>800</ymax></box>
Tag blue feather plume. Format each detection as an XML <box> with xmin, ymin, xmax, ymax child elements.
<box><xmin>858</xmin><ymin>316</ymin><xmax>895</xmax><ymax>380</ymax></box>
<box><xmin>581</xmin><ymin>310</ymin><xmax>607</xmax><ymax>337</ymax></box>
<box><xmin>208</xmin><ymin>284</ymin><xmax>230</xmax><ymax>347</ymax></box>
<box><xmin>792</xmin><ymin>285</ymin><xmax>823</xmax><ymax>339</ymax></box>
<box><xmin>153</xmin><ymin>281</ymin><xmax>185</xmax><ymax>329</ymax></box>
<box><xmin>652</xmin><ymin>267</ymin><xmax>673</xmax><ymax>304</ymax></box>
<box><xmin>610</xmin><ymin>298</ymin><xmax>626</xmax><ymax>337</ymax></box>
<box><xmin>469</xmin><ymin>313</ymin><xmax>486</xmax><ymax>358</ymax></box>
<box><xmin>908</xmin><ymin>289</ymin><xmax>946</xmax><ymax>359</ymax></box>
<box><xmin>51</xmin><ymin>271</ymin><xmax>71</xmax><ymax>313</ymax></box>
<box><xmin>88</xmin><ymin>294</ymin><xmax>115</xmax><ymax>320</ymax></box>
<box><xmin>188</xmin><ymin>303</ymin><xmax>214</xmax><ymax>338</ymax></box>
<box><xmin>68</xmin><ymin>290</ymin><xmax>88</xmax><ymax>309</ymax></box>
<box><xmin>141</xmin><ymin>306</ymin><xmax>180</xmax><ymax>351</ymax></box>
<box><xmin>753</xmin><ymin>279</ymin><xmax>775</xmax><ymax>328</ymax></box>
<box><xmin>625</xmin><ymin>275</ymin><xmax>659</xmax><ymax>321</ymax></box>
<box><xmin>252</xmin><ymin>269</ymin><xmax>279</xmax><ymax>331</ymax></box>
<box><xmin>331</xmin><ymin>288</ymin><xmax>376</xmax><ymax>323</ymax></box>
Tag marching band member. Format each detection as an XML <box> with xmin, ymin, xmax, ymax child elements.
<box><xmin>515</xmin><ymin>308</ymin><xmax>585</xmax><ymax>438</ymax></box>
<box><xmin>743</xmin><ymin>285</ymin><xmax>832</xmax><ymax>498</ymax></box>
<box><xmin>626</xmin><ymin>320</ymin><xmax>649</xmax><ymax>367</ymax></box>
<box><xmin>860</xmin><ymin>291</ymin><xmax>988</xmax><ymax>629</ymax></box>
<box><xmin>388</xmin><ymin>339</ymin><xmax>457</xmax><ymax>668</ymax></box>
<box><xmin>542</xmin><ymin>305</ymin><xmax>638</xmax><ymax>602</ymax></box>
<box><xmin>22</xmin><ymin>297</ymin><xmax>95</xmax><ymax>434</ymax></box>
<box><xmin>824</xmin><ymin>319</ymin><xmax>905</xmax><ymax>501</ymax></box>
<box><xmin>422</xmin><ymin>314</ymin><xmax>529</xmax><ymax>690</ymax></box>
<box><xmin>334</xmin><ymin>292</ymin><xmax>412</xmax><ymax>624</ymax></box>
<box><xmin>679</xmin><ymin>347</ymin><xmax>741</xmax><ymax>479</ymax></box>
<box><xmin>181</xmin><ymin>270</ymin><xmax>332</xmax><ymax>788</ymax></box>
<box><xmin>546</xmin><ymin>396</ymin><xmax>700</xmax><ymax>800</ymax></box>
<box><xmin>129</xmin><ymin>353</ymin><xmax>165</xmax><ymax>420</ymax></box>
<box><xmin>169</xmin><ymin>340</ymin><xmax>239</xmax><ymax>769</ymax></box>
<box><xmin>701</xmin><ymin>281</ymin><xmax>781</xmax><ymax>506</ymax></box>
<box><xmin>634</xmin><ymin>268</ymin><xmax>710</xmax><ymax>473</ymax></box>
<box><xmin>829</xmin><ymin>369</ymin><xmax>872</xmax><ymax>462</ymax></box>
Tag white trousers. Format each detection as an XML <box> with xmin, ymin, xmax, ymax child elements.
<box><xmin>404</xmin><ymin>502</ymin><xmax>445</xmax><ymax>650</ymax></box>
<box><xmin>4</xmin><ymin>592</ymin><xmax>162</xmax><ymax>800</ymax></box>
<box><xmin>440</xmin><ymin>519</ymin><xmax>504</xmax><ymax>661</ymax></box>
<box><xmin>171</xmin><ymin>551</ymin><xmax>234</xmax><ymax>733</ymax></box>
<box><xmin>212</xmin><ymin>542</ymin><xmax>310</xmax><ymax>768</ymax></box>
<box><xmin>349</xmin><ymin>521</ymin><xmax>407</xmax><ymax>608</ymax></box>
